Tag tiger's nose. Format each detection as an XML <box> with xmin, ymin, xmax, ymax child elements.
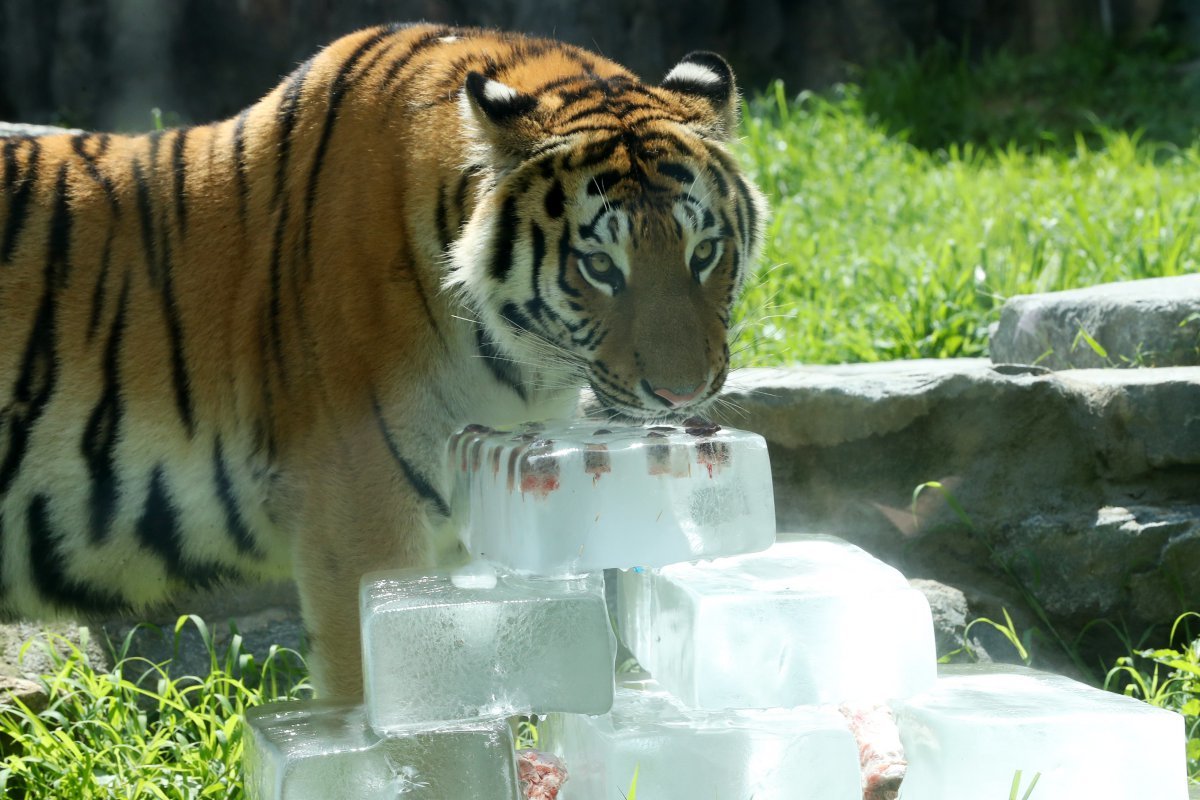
<box><xmin>649</xmin><ymin>381</ymin><xmax>705</xmax><ymax>408</ymax></box>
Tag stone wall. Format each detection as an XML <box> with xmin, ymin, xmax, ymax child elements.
<box><xmin>0</xmin><ymin>0</ymin><xmax>1186</xmax><ymax>131</ymax></box>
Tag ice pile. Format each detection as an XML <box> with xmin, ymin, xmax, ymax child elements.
<box><xmin>894</xmin><ymin>664</ymin><xmax>1189</xmax><ymax>800</ymax></box>
<box><xmin>244</xmin><ymin>419</ymin><xmax>1192</xmax><ymax>799</ymax></box>
<box><xmin>448</xmin><ymin>420</ymin><xmax>775</xmax><ymax>574</ymax></box>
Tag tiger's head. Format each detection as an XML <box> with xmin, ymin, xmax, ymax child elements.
<box><xmin>449</xmin><ymin>52</ymin><xmax>766</xmax><ymax>422</ymax></box>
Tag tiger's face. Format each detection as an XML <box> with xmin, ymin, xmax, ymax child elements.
<box><xmin>451</xmin><ymin>53</ymin><xmax>765</xmax><ymax>421</ymax></box>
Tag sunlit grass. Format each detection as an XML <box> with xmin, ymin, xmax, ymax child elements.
<box><xmin>730</xmin><ymin>82</ymin><xmax>1200</xmax><ymax>366</ymax></box>
<box><xmin>0</xmin><ymin>617</ymin><xmax>309</xmax><ymax>799</ymax></box>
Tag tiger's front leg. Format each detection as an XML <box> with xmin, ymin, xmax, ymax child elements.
<box><xmin>288</xmin><ymin>420</ymin><xmax>447</xmax><ymax>700</ymax></box>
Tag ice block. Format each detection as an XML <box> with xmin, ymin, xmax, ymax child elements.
<box><xmin>542</xmin><ymin>678</ymin><xmax>862</xmax><ymax>800</ymax></box>
<box><xmin>360</xmin><ymin>569</ymin><xmax>615</xmax><ymax>732</ymax></box>
<box><xmin>242</xmin><ymin>700</ymin><xmax>520</xmax><ymax>799</ymax></box>
<box><xmin>893</xmin><ymin>663</ymin><xmax>1190</xmax><ymax>800</ymax></box>
<box><xmin>616</xmin><ymin>534</ymin><xmax>937</xmax><ymax>708</ymax></box>
<box><xmin>447</xmin><ymin>420</ymin><xmax>775</xmax><ymax>575</ymax></box>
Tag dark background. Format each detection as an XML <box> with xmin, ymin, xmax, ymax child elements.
<box><xmin>2</xmin><ymin>0</ymin><xmax>1197</xmax><ymax>132</ymax></box>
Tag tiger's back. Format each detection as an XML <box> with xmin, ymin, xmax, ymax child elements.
<box><xmin>0</xmin><ymin>24</ymin><xmax>765</xmax><ymax>696</ymax></box>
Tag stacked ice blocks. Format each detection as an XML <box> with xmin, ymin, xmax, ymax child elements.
<box><xmin>244</xmin><ymin>564</ymin><xmax>613</xmax><ymax>799</ymax></box>
<box><xmin>616</xmin><ymin>535</ymin><xmax>938</xmax><ymax>708</ymax></box>
<box><xmin>447</xmin><ymin>420</ymin><xmax>775</xmax><ymax>574</ymax></box>
<box><xmin>893</xmin><ymin>664</ymin><xmax>1190</xmax><ymax>800</ymax></box>
<box><xmin>360</xmin><ymin>571</ymin><xmax>615</xmax><ymax>731</ymax></box>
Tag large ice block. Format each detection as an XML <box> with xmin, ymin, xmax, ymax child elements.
<box><xmin>617</xmin><ymin>534</ymin><xmax>937</xmax><ymax>708</ymax></box>
<box><xmin>894</xmin><ymin>664</ymin><xmax>1190</xmax><ymax>800</ymax></box>
<box><xmin>543</xmin><ymin>679</ymin><xmax>862</xmax><ymax>800</ymax></box>
<box><xmin>242</xmin><ymin>700</ymin><xmax>520</xmax><ymax>799</ymax></box>
<box><xmin>361</xmin><ymin>569</ymin><xmax>615</xmax><ymax>731</ymax></box>
<box><xmin>447</xmin><ymin>420</ymin><xmax>775</xmax><ymax>574</ymax></box>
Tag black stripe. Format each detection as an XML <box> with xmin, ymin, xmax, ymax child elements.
<box><xmin>273</xmin><ymin>58</ymin><xmax>313</xmax><ymax>212</ymax></box>
<box><xmin>137</xmin><ymin>467</ymin><xmax>229</xmax><ymax>589</ymax></box>
<box><xmin>132</xmin><ymin>160</ymin><xmax>158</xmax><ymax>284</ymax></box>
<box><xmin>452</xmin><ymin>165</ymin><xmax>478</xmax><ymax>228</ymax></box>
<box><xmin>399</xmin><ymin>236</ymin><xmax>446</xmax><ymax>349</ymax></box>
<box><xmin>47</xmin><ymin>163</ymin><xmax>73</xmax><ymax>282</ymax></box>
<box><xmin>544</xmin><ymin>181</ymin><xmax>565</xmax><ymax>219</ymax></box>
<box><xmin>732</xmin><ymin>189</ymin><xmax>746</xmax><ymax>252</ymax></box>
<box><xmin>81</xmin><ymin>273</ymin><xmax>129</xmax><ymax>542</ymax></box>
<box><xmin>556</xmin><ymin>225</ymin><xmax>581</xmax><ymax>298</ymax></box>
<box><xmin>435</xmin><ymin>180</ymin><xmax>451</xmax><ymax>252</ymax></box>
<box><xmin>706</xmin><ymin>164</ymin><xmax>728</xmax><ymax>195</ymax></box>
<box><xmin>490</xmin><ymin>195</ymin><xmax>519</xmax><ymax>281</ymax></box>
<box><xmin>232</xmin><ymin>108</ymin><xmax>250</xmax><ymax>225</ymax></box>
<box><xmin>475</xmin><ymin>324</ymin><xmax>527</xmax><ymax>403</ymax></box>
<box><xmin>71</xmin><ymin>133</ymin><xmax>120</xmax><ymax>213</ymax></box>
<box><xmin>500</xmin><ymin>301</ymin><xmax>537</xmax><ymax>337</ymax></box>
<box><xmin>370</xmin><ymin>397</ymin><xmax>450</xmax><ymax>517</ymax></box>
<box><xmin>587</xmin><ymin>170</ymin><xmax>623</xmax><ymax>197</ymax></box>
<box><xmin>0</xmin><ymin>162</ymin><xmax>72</xmax><ymax>494</ymax></box>
<box><xmin>0</xmin><ymin>291</ymin><xmax>57</xmax><ymax>496</ymax></box>
<box><xmin>1</xmin><ymin>138</ymin><xmax>41</xmax><ymax>264</ymax></box>
<box><xmin>157</xmin><ymin>212</ymin><xmax>195</xmax><ymax>436</ymax></box>
<box><xmin>736</xmin><ymin>174</ymin><xmax>757</xmax><ymax>252</ymax></box>
<box><xmin>171</xmin><ymin>127</ymin><xmax>190</xmax><ymax>232</ymax></box>
<box><xmin>300</xmin><ymin>28</ymin><xmax>396</xmax><ymax>275</ymax></box>
<box><xmin>28</xmin><ymin>495</ymin><xmax>128</xmax><ymax>613</ymax></box>
<box><xmin>86</xmin><ymin>230</ymin><xmax>115</xmax><ymax>342</ymax></box>
<box><xmin>213</xmin><ymin>438</ymin><xmax>260</xmax><ymax>557</ymax></box>
<box><xmin>267</xmin><ymin>200</ymin><xmax>290</xmax><ymax>385</ymax></box>
<box><xmin>569</xmin><ymin>136</ymin><xmax>620</xmax><ymax>169</ymax></box>
<box><xmin>658</xmin><ymin>162</ymin><xmax>695</xmax><ymax>185</ymax></box>
<box><xmin>381</xmin><ymin>27</ymin><xmax>453</xmax><ymax>94</ymax></box>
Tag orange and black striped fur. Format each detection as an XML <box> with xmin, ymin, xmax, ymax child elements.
<box><xmin>0</xmin><ymin>24</ymin><xmax>765</xmax><ymax>697</ymax></box>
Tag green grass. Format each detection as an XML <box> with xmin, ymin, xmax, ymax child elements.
<box><xmin>0</xmin><ymin>617</ymin><xmax>309</xmax><ymax>799</ymax></box>
<box><xmin>854</xmin><ymin>32</ymin><xmax>1200</xmax><ymax>153</ymax></box>
<box><xmin>730</xmin><ymin>81</ymin><xmax>1200</xmax><ymax>367</ymax></box>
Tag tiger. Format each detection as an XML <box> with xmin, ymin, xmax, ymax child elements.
<box><xmin>0</xmin><ymin>23</ymin><xmax>766</xmax><ymax>699</ymax></box>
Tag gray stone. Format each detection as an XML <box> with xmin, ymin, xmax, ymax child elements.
<box><xmin>990</xmin><ymin>275</ymin><xmax>1200</xmax><ymax>369</ymax></box>
<box><xmin>909</xmin><ymin>578</ymin><xmax>967</xmax><ymax>656</ymax></box>
<box><xmin>0</xmin><ymin>122</ymin><xmax>81</xmax><ymax>137</ymax></box>
<box><xmin>718</xmin><ymin>361</ymin><xmax>1200</xmax><ymax>661</ymax></box>
<box><xmin>0</xmin><ymin>676</ymin><xmax>46</xmax><ymax>715</ymax></box>
<box><xmin>0</xmin><ymin>620</ymin><xmax>112</xmax><ymax>680</ymax></box>
<box><xmin>0</xmin><ymin>581</ymin><xmax>305</xmax><ymax>683</ymax></box>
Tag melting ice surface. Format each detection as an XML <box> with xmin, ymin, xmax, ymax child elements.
<box><xmin>543</xmin><ymin>678</ymin><xmax>862</xmax><ymax>800</ymax></box>
<box><xmin>894</xmin><ymin>663</ymin><xmax>1190</xmax><ymax>800</ymax></box>
<box><xmin>446</xmin><ymin>420</ymin><xmax>775</xmax><ymax>575</ymax></box>
<box><xmin>617</xmin><ymin>535</ymin><xmax>937</xmax><ymax>709</ymax></box>
<box><xmin>360</xmin><ymin>568</ymin><xmax>615</xmax><ymax>732</ymax></box>
<box><xmin>242</xmin><ymin>700</ymin><xmax>520</xmax><ymax>799</ymax></box>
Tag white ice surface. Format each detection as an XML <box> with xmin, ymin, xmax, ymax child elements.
<box><xmin>543</xmin><ymin>678</ymin><xmax>862</xmax><ymax>800</ymax></box>
<box><xmin>360</xmin><ymin>569</ymin><xmax>615</xmax><ymax>732</ymax></box>
<box><xmin>242</xmin><ymin>700</ymin><xmax>520</xmax><ymax>799</ymax></box>
<box><xmin>617</xmin><ymin>534</ymin><xmax>937</xmax><ymax>708</ymax></box>
<box><xmin>894</xmin><ymin>663</ymin><xmax>1190</xmax><ymax>800</ymax></box>
<box><xmin>447</xmin><ymin>420</ymin><xmax>776</xmax><ymax>575</ymax></box>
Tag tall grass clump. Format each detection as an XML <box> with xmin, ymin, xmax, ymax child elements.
<box><xmin>731</xmin><ymin>82</ymin><xmax>1200</xmax><ymax>366</ymax></box>
<box><xmin>0</xmin><ymin>616</ymin><xmax>309</xmax><ymax>799</ymax></box>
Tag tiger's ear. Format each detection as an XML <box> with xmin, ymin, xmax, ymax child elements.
<box><xmin>461</xmin><ymin>72</ymin><xmax>544</xmax><ymax>168</ymax></box>
<box><xmin>661</xmin><ymin>52</ymin><xmax>739</xmax><ymax>139</ymax></box>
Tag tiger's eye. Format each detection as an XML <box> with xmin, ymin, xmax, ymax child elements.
<box><xmin>586</xmin><ymin>252</ymin><xmax>614</xmax><ymax>274</ymax></box>
<box><xmin>693</xmin><ymin>239</ymin><xmax>714</xmax><ymax>261</ymax></box>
